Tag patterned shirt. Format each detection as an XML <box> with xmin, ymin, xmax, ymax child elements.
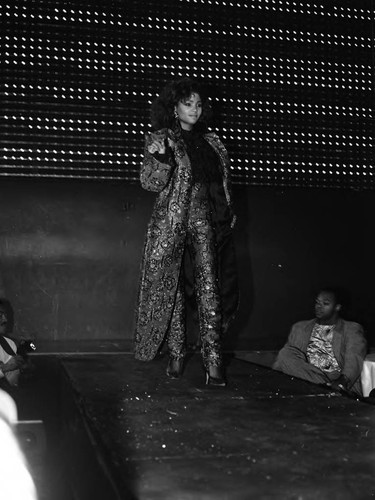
<box><xmin>306</xmin><ymin>323</ymin><xmax>341</xmax><ymax>373</ymax></box>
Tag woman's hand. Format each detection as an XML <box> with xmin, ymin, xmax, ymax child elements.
<box><xmin>148</xmin><ymin>138</ymin><xmax>166</xmax><ymax>155</ymax></box>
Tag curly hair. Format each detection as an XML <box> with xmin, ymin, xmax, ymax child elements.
<box><xmin>150</xmin><ymin>77</ymin><xmax>212</xmax><ymax>132</ymax></box>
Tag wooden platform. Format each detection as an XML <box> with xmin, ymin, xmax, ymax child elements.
<box><xmin>58</xmin><ymin>353</ymin><xmax>375</xmax><ymax>500</ymax></box>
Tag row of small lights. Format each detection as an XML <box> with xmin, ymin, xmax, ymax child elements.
<box><xmin>2</xmin><ymin>7</ymin><xmax>372</xmax><ymax>44</ymax></box>
<box><xmin>2</xmin><ymin>148</ymin><xmax>138</xmax><ymax>156</ymax></box>
<box><xmin>3</xmin><ymin>115</ymin><xmax>133</xmax><ymax>127</ymax></box>
<box><xmin>4</xmin><ymin>39</ymin><xmax>371</xmax><ymax>74</ymax></box>
<box><xmin>2</xmin><ymin>1</ymin><xmax>372</xmax><ymax>21</ymax></box>
<box><xmin>3</xmin><ymin>98</ymin><xmax>372</xmax><ymax>118</ymax></box>
<box><xmin>4</xmin><ymin>31</ymin><xmax>371</xmax><ymax>54</ymax></box>
<box><xmin>3</xmin><ymin>77</ymin><xmax>371</xmax><ymax>94</ymax></box>
<box><xmin>233</xmin><ymin>159</ymin><xmax>373</xmax><ymax>174</ymax></box>
<box><xmin>0</xmin><ymin>164</ymin><xmax>131</xmax><ymax>173</ymax></box>
<box><xmin>3</xmin><ymin>84</ymin><xmax>153</xmax><ymax>98</ymax></box>
<box><xmin>240</xmin><ymin>101</ymin><xmax>373</xmax><ymax>117</ymax></box>
<box><xmin>3</xmin><ymin>124</ymin><xmax>371</xmax><ymax>148</ymax></box>
<box><xmin>180</xmin><ymin>0</ymin><xmax>371</xmax><ymax>20</ymax></box>
<box><xmin>136</xmin><ymin>19</ymin><xmax>372</xmax><ymax>46</ymax></box>
<box><xmin>4</xmin><ymin>106</ymin><xmax>372</xmax><ymax>122</ymax></box>
<box><xmin>220</xmin><ymin>135</ymin><xmax>372</xmax><ymax>147</ymax></box>
<box><xmin>3</xmin><ymin>143</ymin><xmax>372</xmax><ymax>166</ymax></box>
<box><xmin>3</xmin><ymin>115</ymin><xmax>372</xmax><ymax>146</ymax></box>
<box><xmin>2</xmin><ymin>83</ymin><xmax>153</xmax><ymax>100</ymax></box>
<box><xmin>1</xmin><ymin>151</ymin><xmax>372</xmax><ymax>178</ymax></box>
<box><xmin>3</xmin><ymin>51</ymin><xmax>372</xmax><ymax>90</ymax></box>
<box><xmin>3</xmin><ymin>58</ymin><xmax>372</xmax><ymax>89</ymax></box>
<box><xmin>3</xmin><ymin>124</ymin><xmax>372</xmax><ymax>146</ymax></box>
<box><xmin>3</xmin><ymin>44</ymin><xmax>372</xmax><ymax>82</ymax></box>
<box><xmin>218</xmin><ymin>122</ymin><xmax>370</xmax><ymax>134</ymax></box>
<box><xmin>1</xmin><ymin>152</ymin><xmax>140</xmax><ymax>165</ymax></box>
<box><xmin>1</xmin><ymin>159</ymin><xmax>371</xmax><ymax>176</ymax></box>
<box><xmin>3</xmin><ymin>118</ymin><xmax>372</xmax><ymax>146</ymax></box>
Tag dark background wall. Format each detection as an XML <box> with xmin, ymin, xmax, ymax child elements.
<box><xmin>0</xmin><ymin>178</ymin><xmax>373</xmax><ymax>351</ymax></box>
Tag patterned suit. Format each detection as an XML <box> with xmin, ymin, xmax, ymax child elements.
<box><xmin>134</xmin><ymin>127</ymin><xmax>238</xmax><ymax>367</ymax></box>
<box><xmin>273</xmin><ymin>318</ymin><xmax>367</xmax><ymax>395</ymax></box>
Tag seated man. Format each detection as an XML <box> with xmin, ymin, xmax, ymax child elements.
<box><xmin>0</xmin><ymin>301</ymin><xmax>25</xmax><ymax>388</ymax></box>
<box><xmin>273</xmin><ymin>288</ymin><xmax>367</xmax><ymax>395</ymax></box>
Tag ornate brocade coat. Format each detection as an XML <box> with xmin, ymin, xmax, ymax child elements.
<box><xmin>134</xmin><ymin>127</ymin><xmax>239</xmax><ymax>361</ymax></box>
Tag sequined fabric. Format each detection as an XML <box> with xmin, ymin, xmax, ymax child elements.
<box><xmin>306</xmin><ymin>324</ymin><xmax>341</xmax><ymax>373</ymax></box>
<box><xmin>167</xmin><ymin>182</ymin><xmax>223</xmax><ymax>368</ymax></box>
<box><xmin>134</xmin><ymin>127</ymin><xmax>238</xmax><ymax>362</ymax></box>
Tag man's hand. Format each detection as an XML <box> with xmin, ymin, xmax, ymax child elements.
<box><xmin>148</xmin><ymin>138</ymin><xmax>166</xmax><ymax>155</ymax></box>
<box><xmin>1</xmin><ymin>356</ymin><xmax>25</xmax><ymax>373</ymax></box>
<box><xmin>328</xmin><ymin>375</ymin><xmax>350</xmax><ymax>393</ymax></box>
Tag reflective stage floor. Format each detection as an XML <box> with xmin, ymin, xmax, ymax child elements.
<box><xmin>53</xmin><ymin>352</ymin><xmax>375</xmax><ymax>500</ymax></box>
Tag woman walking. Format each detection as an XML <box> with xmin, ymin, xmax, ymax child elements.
<box><xmin>134</xmin><ymin>77</ymin><xmax>238</xmax><ymax>385</ymax></box>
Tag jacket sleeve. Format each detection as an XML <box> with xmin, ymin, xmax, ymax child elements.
<box><xmin>272</xmin><ymin>321</ymin><xmax>313</xmax><ymax>370</ymax></box>
<box><xmin>282</xmin><ymin>322</ymin><xmax>310</xmax><ymax>350</ymax></box>
<box><xmin>140</xmin><ymin>133</ymin><xmax>174</xmax><ymax>192</ymax></box>
<box><xmin>286</xmin><ymin>323</ymin><xmax>298</xmax><ymax>345</ymax></box>
<box><xmin>341</xmin><ymin>324</ymin><xmax>367</xmax><ymax>388</ymax></box>
<box><xmin>273</xmin><ymin>323</ymin><xmax>301</xmax><ymax>370</ymax></box>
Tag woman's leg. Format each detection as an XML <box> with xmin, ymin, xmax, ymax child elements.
<box><xmin>189</xmin><ymin>214</ymin><xmax>223</xmax><ymax>371</ymax></box>
<box><xmin>166</xmin><ymin>270</ymin><xmax>186</xmax><ymax>362</ymax></box>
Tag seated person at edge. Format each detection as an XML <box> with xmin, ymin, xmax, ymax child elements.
<box><xmin>134</xmin><ymin>77</ymin><xmax>239</xmax><ymax>386</ymax></box>
<box><xmin>273</xmin><ymin>288</ymin><xmax>367</xmax><ymax>396</ymax></box>
<box><xmin>0</xmin><ymin>300</ymin><xmax>26</xmax><ymax>388</ymax></box>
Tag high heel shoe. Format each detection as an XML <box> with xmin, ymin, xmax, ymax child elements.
<box><xmin>166</xmin><ymin>357</ymin><xmax>184</xmax><ymax>379</ymax></box>
<box><xmin>205</xmin><ymin>366</ymin><xmax>226</xmax><ymax>386</ymax></box>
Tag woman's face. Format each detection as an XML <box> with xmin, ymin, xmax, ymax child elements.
<box><xmin>175</xmin><ymin>93</ymin><xmax>202</xmax><ymax>130</ymax></box>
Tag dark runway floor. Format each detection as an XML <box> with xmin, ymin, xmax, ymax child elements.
<box><xmin>55</xmin><ymin>353</ymin><xmax>375</xmax><ymax>500</ymax></box>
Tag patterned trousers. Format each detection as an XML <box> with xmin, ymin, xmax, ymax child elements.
<box><xmin>166</xmin><ymin>183</ymin><xmax>223</xmax><ymax>369</ymax></box>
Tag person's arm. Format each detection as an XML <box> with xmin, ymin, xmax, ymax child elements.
<box><xmin>338</xmin><ymin>324</ymin><xmax>367</xmax><ymax>389</ymax></box>
<box><xmin>140</xmin><ymin>132</ymin><xmax>174</xmax><ymax>192</ymax></box>
<box><xmin>272</xmin><ymin>322</ymin><xmax>311</xmax><ymax>370</ymax></box>
<box><xmin>273</xmin><ymin>323</ymin><xmax>300</xmax><ymax>370</ymax></box>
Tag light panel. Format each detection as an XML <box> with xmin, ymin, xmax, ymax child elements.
<box><xmin>1</xmin><ymin>0</ymin><xmax>374</xmax><ymax>188</ymax></box>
